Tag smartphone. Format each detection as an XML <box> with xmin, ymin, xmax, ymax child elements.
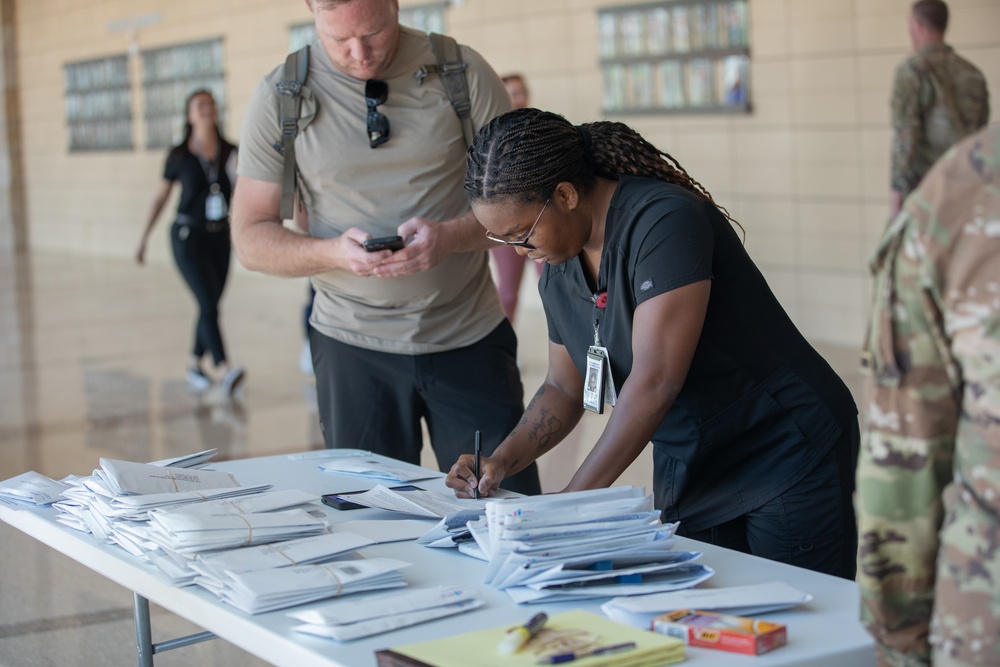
<box><xmin>363</xmin><ymin>235</ymin><xmax>405</xmax><ymax>252</ymax></box>
<box><xmin>320</xmin><ymin>484</ymin><xmax>423</xmax><ymax>510</ymax></box>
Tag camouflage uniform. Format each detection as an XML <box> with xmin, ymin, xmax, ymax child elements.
<box><xmin>859</xmin><ymin>123</ymin><xmax>1000</xmax><ymax>666</ymax></box>
<box><xmin>891</xmin><ymin>43</ymin><xmax>989</xmax><ymax>198</ymax></box>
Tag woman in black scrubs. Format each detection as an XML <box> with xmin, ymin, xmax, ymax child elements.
<box><xmin>446</xmin><ymin>109</ymin><xmax>859</xmax><ymax>579</ymax></box>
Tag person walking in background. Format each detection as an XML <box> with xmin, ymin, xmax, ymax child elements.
<box><xmin>490</xmin><ymin>73</ymin><xmax>542</xmax><ymax>323</ymax></box>
<box><xmin>448</xmin><ymin>109</ymin><xmax>860</xmax><ymax>580</ymax></box>
<box><xmin>231</xmin><ymin>0</ymin><xmax>540</xmax><ymax>495</ymax></box>
<box><xmin>889</xmin><ymin>0</ymin><xmax>989</xmax><ymax>217</ymax></box>
<box><xmin>859</xmin><ymin>124</ymin><xmax>1000</xmax><ymax>666</ymax></box>
<box><xmin>136</xmin><ymin>89</ymin><xmax>245</xmax><ymax>396</ymax></box>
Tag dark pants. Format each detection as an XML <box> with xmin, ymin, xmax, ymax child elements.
<box><xmin>678</xmin><ymin>422</ymin><xmax>860</xmax><ymax>580</ymax></box>
<box><xmin>309</xmin><ymin>320</ymin><xmax>541</xmax><ymax>496</ymax></box>
<box><xmin>171</xmin><ymin>222</ymin><xmax>231</xmax><ymax>365</ymax></box>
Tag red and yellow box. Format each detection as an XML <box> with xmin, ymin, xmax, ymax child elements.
<box><xmin>651</xmin><ymin>609</ymin><xmax>787</xmax><ymax>655</ymax></box>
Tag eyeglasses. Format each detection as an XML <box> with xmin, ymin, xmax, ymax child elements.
<box><xmin>365</xmin><ymin>80</ymin><xmax>390</xmax><ymax>148</ymax></box>
<box><xmin>485</xmin><ymin>198</ymin><xmax>549</xmax><ymax>250</ymax></box>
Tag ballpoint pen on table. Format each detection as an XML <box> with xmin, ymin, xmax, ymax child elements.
<box><xmin>536</xmin><ymin>641</ymin><xmax>637</xmax><ymax>664</ymax></box>
<box><xmin>497</xmin><ymin>611</ymin><xmax>548</xmax><ymax>654</ymax></box>
<box><xmin>473</xmin><ymin>430</ymin><xmax>481</xmax><ymax>500</ymax></box>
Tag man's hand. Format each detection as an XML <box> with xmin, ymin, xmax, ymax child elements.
<box><xmin>337</xmin><ymin>227</ymin><xmax>396</xmax><ymax>276</ymax></box>
<box><xmin>373</xmin><ymin>216</ymin><xmax>452</xmax><ymax>278</ymax></box>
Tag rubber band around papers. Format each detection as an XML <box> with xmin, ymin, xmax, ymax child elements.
<box><xmin>320</xmin><ymin>566</ymin><xmax>344</xmax><ymax>597</ymax></box>
<box><xmin>236</xmin><ymin>514</ymin><xmax>253</xmax><ymax>546</ymax></box>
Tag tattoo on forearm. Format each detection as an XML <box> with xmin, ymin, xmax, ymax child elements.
<box><xmin>528</xmin><ymin>406</ymin><xmax>562</xmax><ymax>454</ymax></box>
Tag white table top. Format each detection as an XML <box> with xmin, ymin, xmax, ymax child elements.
<box><xmin>0</xmin><ymin>452</ymin><xmax>876</xmax><ymax>667</ymax></box>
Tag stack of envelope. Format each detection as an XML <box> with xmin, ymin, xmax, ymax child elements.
<box><xmin>145</xmin><ymin>508</ymin><xmax>329</xmax><ymax>554</ymax></box>
<box><xmin>190</xmin><ymin>531</ymin><xmax>376</xmax><ymax>592</ymax></box>
<box><xmin>289</xmin><ymin>586</ymin><xmax>484</xmax><ymax>640</ymax></box>
<box><xmin>0</xmin><ymin>471</ymin><xmax>71</xmax><ymax>507</ymax></box>
<box><xmin>218</xmin><ymin>557</ymin><xmax>412</xmax><ymax>614</ymax></box>
<box><xmin>475</xmin><ymin>486</ymin><xmax>714</xmax><ymax>604</ymax></box>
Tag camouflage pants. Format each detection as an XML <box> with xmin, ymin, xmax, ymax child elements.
<box><xmin>863</xmin><ymin>480</ymin><xmax>1000</xmax><ymax>667</ymax></box>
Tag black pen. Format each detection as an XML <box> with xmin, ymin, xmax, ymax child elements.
<box><xmin>473</xmin><ymin>430</ymin><xmax>481</xmax><ymax>500</ymax></box>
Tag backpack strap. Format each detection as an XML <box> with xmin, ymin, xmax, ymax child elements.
<box><xmin>276</xmin><ymin>45</ymin><xmax>310</xmax><ymax>221</ymax></box>
<box><xmin>426</xmin><ymin>33</ymin><xmax>474</xmax><ymax>148</ymax></box>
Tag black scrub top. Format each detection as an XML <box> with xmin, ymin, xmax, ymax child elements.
<box><xmin>164</xmin><ymin>140</ymin><xmax>237</xmax><ymax>224</ymax></box>
<box><xmin>541</xmin><ymin>176</ymin><xmax>857</xmax><ymax>533</ymax></box>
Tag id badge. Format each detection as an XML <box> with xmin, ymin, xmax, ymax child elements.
<box><xmin>592</xmin><ymin>345</ymin><xmax>618</xmax><ymax>407</ymax></box>
<box><xmin>205</xmin><ymin>184</ymin><xmax>228</xmax><ymax>221</ymax></box>
<box><xmin>583</xmin><ymin>348</ymin><xmax>606</xmax><ymax>414</ymax></box>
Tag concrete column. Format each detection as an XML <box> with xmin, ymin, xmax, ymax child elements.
<box><xmin>0</xmin><ymin>0</ymin><xmax>26</xmax><ymax>252</ymax></box>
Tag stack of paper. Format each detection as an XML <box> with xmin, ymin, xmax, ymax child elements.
<box><xmin>0</xmin><ymin>471</ymin><xmax>71</xmax><ymax>507</ymax></box>
<box><xmin>601</xmin><ymin>581</ymin><xmax>814</xmax><ymax>628</ymax></box>
<box><xmin>190</xmin><ymin>531</ymin><xmax>375</xmax><ymax>592</ymax></box>
<box><xmin>318</xmin><ymin>458</ymin><xmax>442</xmax><ymax>483</ymax></box>
<box><xmin>475</xmin><ymin>486</ymin><xmax>713</xmax><ymax>603</ymax></box>
<box><xmin>376</xmin><ymin>609</ymin><xmax>685</xmax><ymax>667</ymax></box>
<box><xmin>145</xmin><ymin>508</ymin><xmax>329</xmax><ymax>554</ymax></box>
<box><xmin>94</xmin><ymin>458</ymin><xmax>241</xmax><ymax>496</ymax></box>
<box><xmin>334</xmin><ymin>485</ymin><xmax>486</xmax><ymax>519</ymax></box>
<box><xmin>219</xmin><ymin>557</ymin><xmax>412</xmax><ymax>614</ymax></box>
<box><xmin>289</xmin><ymin>586</ymin><xmax>484</xmax><ymax>641</ymax></box>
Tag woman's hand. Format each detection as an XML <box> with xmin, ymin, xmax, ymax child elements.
<box><xmin>446</xmin><ymin>453</ymin><xmax>507</xmax><ymax>499</ymax></box>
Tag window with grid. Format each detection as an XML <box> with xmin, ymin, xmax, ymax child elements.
<box><xmin>64</xmin><ymin>55</ymin><xmax>133</xmax><ymax>151</ymax></box>
<box><xmin>141</xmin><ymin>39</ymin><xmax>226</xmax><ymax>150</ymax></box>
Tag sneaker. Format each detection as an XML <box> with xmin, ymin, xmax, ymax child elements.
<box><xmin>221</xmin><ymin>366</ymin><xmax>246</xmax><ymax>396</ymax></box>
<box><xmin>186</xmin><ymin>368</ymin><xmax>212</xmax><ymax>392</ymax></box>
<box><xmin>299</xmin><ymin>340</ymin><xmax>314</xmax><ymax>375</ymax></box>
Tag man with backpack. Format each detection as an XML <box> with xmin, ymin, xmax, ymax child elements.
<box><xmin>231</xmin><ymin>0</ymin><xmax>540</xmax><ymax>495</ymax></box>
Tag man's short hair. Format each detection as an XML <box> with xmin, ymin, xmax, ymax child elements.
<box><xmin>911</xmin><ymin>0</ymin><xmax>948</xmax><ymax>33</ymax></box>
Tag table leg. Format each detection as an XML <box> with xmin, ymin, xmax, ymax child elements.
<box><xmin>133</xmin><ymin>592</ymin><xmax>154</xmax><ymax>667</ymax></box>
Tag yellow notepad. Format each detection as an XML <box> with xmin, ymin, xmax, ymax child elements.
<box><xmin>376</xmin><ymin>609</ymin><xmax>685</xmax><ymax>667</ymax></box>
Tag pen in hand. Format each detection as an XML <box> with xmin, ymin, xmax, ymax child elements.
<box><xmin>473</xmin><ymin>430</ymin><xmax>481</xmax><ymax>500</ymax></box>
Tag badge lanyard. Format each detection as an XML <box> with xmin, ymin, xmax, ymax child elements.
<box><xmin>201</xmin><ymin>152</ymin><xmax>228</xmax><ymax>221</ymax></box>
<box><xmin>584</xmin><ymin>289</ymin><xmax>618</xmax><ymax>414</ymax></box>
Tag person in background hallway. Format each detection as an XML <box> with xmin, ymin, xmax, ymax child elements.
<box><xmin>491</xmin><ymin>73</ymin><xmax>542</xmax><ymax>323</ymax></box>
<box><xmin>447</xmin><ymin>109</ymin><xmax>860</xmax><ymax>580</ymax></box>
<box><xmin>889</xmin><ymin>0</ymin><xmax>989</xmax><ymax>218</ymax></box>
<box><xmin>136</xmin><ymin>89</ymin><xmax>245</xmax><ymax>396</ymax></box>
<box><xmin>859</xmin><ymin>123</ymin><xmax>1000</xmax><ymax>666</ymax></box>
<box><xmin>231</xmin><ymin>0</ymin><xmax>540</xmax><ymax>495</ymax></box>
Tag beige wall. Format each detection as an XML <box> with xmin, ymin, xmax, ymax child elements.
<box><xmin>14</xmin><ymin>0</ymin><xmax>1000</xmax><ymax>347</ymax></box>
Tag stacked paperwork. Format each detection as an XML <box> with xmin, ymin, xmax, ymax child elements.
<box><xmin>318</xmin><ymin>457</ymin><xmax>443</xmax><ymax>483</ymax></box>
<box><xmin>219</xmin><ymin>557</ymin><xmax>412</xmax><ymax>614</ymax></box>
<box><xmin>146</xmin><ymin>508</ymin><xmax>329</xmax><ymax>554</ymax></box>
<box><xmin>190</xmin><ymin>531</ymin><xmax>375</xmax><ymax>590</ymax></box>
<box><xmin>474</xmin><ymin>486</ymin><xmax>713</xmax><ymax>603</ymax></box>
<box><xmin>333</xmin><ymin>485</ymin><xmax>486</xmax><ymax>519</ymax></box>
<box><xmin>0</xmin><ymin>471</ymin><xmax>71</xmax><ymax>507</ymax></box>
<box><xmin>601</xmin><ymin>581</ymin><xmax>814</xmax><ymax>628</ymax></box>
<box><xmin>289</xmin><ymin>586</ymin><xmax>484</xmax><ymax>641</ymax></box>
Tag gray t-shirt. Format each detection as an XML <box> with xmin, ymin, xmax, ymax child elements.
<box><xmin>239</xmin><ymin>27</ymin><xmax>510</xmax><ymax>354</ymax></box>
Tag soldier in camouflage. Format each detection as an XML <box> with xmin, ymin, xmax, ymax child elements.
<box><xmin>859</xmin><ymin>123</ymin><xmax>1000</xmax><ymax>666</ymax></box>
<box><xmin>890</xmin><ymin>0</ymin><xmax>989</xmax><ymax>218</ymax></box>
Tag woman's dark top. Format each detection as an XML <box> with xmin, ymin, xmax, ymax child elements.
<box><xmin>164</xmin><ymin>139</ymin><xmax>237</xmax><ymax>224</ymax></box>
<box><xmin>541</xmin><ymin>175</ymin><xmax>858</xmax><ymax>533</ymax></box>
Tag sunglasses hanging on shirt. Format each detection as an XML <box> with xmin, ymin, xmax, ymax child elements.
<box><xmin>365</xmin><ymin>80</ymin><xmax>390</xmax><ymax>148</ymax></box>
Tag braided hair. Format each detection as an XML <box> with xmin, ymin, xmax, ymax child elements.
<box><xmin>466</xmin><ymin>108</ymin><xmax>738</xmax><ymax>231</ymax></box>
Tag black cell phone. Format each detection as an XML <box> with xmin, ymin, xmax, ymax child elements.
<box><xmin>320</xmin><ymin>484</ymin><xmax>423</xmax><ymax>510</ymax></box>
<box><xmin>363</xmin><ymin>235</ymin><xmax>405</xmax><ymax>252</ymax></box>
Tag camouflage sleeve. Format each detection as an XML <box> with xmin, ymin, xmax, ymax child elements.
<box><xmin>890</xmin><ymin>62</ymin><xmax>926</xmax><ymax>195</ymax></box>
<box><xmin>858</xmin><ymin>186</ymin><xmax>960</xmax><ymax>664</ymax></box>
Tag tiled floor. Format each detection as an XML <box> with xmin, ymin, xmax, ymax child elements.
<box><xmin>0</xmin><ymin>249</ymin><xmax>865</xmax><ymax>667</ymax></box>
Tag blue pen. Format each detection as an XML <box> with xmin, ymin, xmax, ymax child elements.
<box><xmin>536</xmin><ymin>641</ymin><xmax>637</xmax><ymax>665</ymax></box>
